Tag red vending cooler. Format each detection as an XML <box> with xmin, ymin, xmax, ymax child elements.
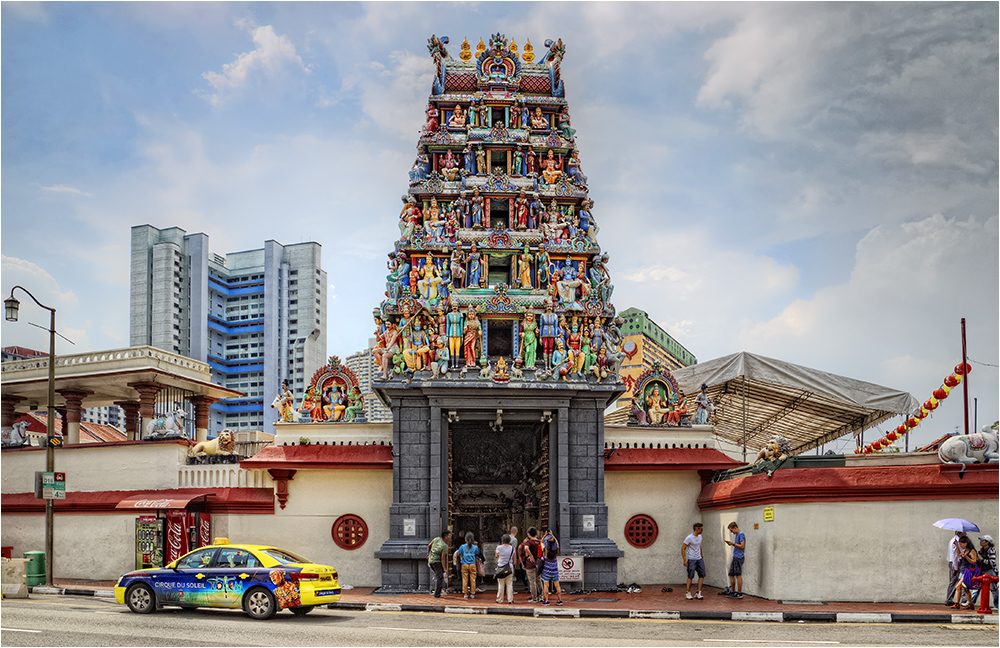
<box><xmin>165</xmin><ymin>510</ymin><xmax>190</xmax><ymax>564</ymax></box>
<box><xmin>187</xmin><ymin>511</ymin><xmax>212</xmax><ymax>549</ymax></box>
<box><xmin>135</xmin><ymin>515</ymin><xmax>165</xmax><ymax>570</ymax></box>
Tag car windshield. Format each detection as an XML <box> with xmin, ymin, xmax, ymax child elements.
<box><xmin>259</xmin><ymin>548</ymin><xmax>310</xmax><ymax>565</ymax></box>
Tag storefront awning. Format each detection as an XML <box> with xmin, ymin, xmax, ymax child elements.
<box><xmin>115</xmin><ymin>491</ymin><xmax>210</xmax><ymax>510</ymax></box>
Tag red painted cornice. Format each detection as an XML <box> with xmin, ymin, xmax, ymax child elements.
<box><xmin>697</xmin><ymin>463</ymin><xmax>999</xmax><ymax>511</ymax></box>
<box><xmin>2</xmin><ymin>487</ymin><xmax>273</xmax><ymax>515</ymax></box>
<box><xmin>604</xmin><ymin>447</ymin><xmax>745</xmax><ymax>472</ymax></box>
<box><xmin>240</xmin><ymin>444</ymin><xmax>393</xmax><ymax>471</ymax></box>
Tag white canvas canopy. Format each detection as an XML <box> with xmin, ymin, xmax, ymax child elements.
<box><xmin>671</xmin><ymin>352</ymin><xmax>920</xmax><ymax>456</ymax></box>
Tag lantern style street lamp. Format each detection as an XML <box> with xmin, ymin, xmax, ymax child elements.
<box><xmin>5</xmin><ymin>286</ymin><xmax>58</xmax><ymax>586</ymax></box>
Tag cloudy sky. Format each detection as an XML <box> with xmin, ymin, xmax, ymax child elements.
<box><xmin>2</xmin><ymin>2</ymin><xmax>997</xmax><ymax>451</ymax></box>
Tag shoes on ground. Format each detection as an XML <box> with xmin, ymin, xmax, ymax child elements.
<box><xmin>543</xmin><ymin>601</ymin><xmax>551</xmax><ymax>606</ymax></box>
<box><xmin>695</xmin><ymin>591</ymin><xmax>704</xmax><ymax>599</ymax></box>
<box><xmin>685</xmin><ymin>592</ymin><xmax>693</xmax><ymax>600</ymax></box>
<box><xmin>718</xmin><ymin>588</ymin><xmax>731</xmax><ymax>596</ymax></box>
<box><xmin>662</xmin><ymin>587</ymin><xmax>673</xmax><ymax>593</ymax></box>
<box><xmin>464</xmin><ymin>594</ymin><xmax>469</xmax><ymax>599</ymax></box>
<box><xmin>557</xmin><ymin>600</ymin><xmax>564</xmax><ymax>606</ymax></box>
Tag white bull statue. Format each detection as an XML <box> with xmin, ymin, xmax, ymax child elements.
<box><xmin>938</xmin><ymin>428</ymin><xmax>999</xmax><ymax>476</ymax></box>
<box><xmin>145</xmin><ymin>409</ymin><xmax>187</xmax><ymax>440</ymax></box>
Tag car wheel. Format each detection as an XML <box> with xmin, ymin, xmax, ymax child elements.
<box><xmin>125</xmin><ymin>583</ymin><xmax>156</xmax><ymax>614</ymax></box>
<box><xmin>243</xmin><ymin>587</ymin><xmax>277</xmax><ymax>620</ymax></box>
<box><xmin>289</xmin><ymin>605</ymin><xmax>314</xmax><ymax>616</ymax></box>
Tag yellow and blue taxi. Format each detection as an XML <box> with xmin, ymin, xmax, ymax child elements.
<box><xmin>115</xmin><ymin>538</ymin><xmax>341</xmax><ymax>619</ymax></box>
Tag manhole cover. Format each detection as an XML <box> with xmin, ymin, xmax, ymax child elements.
<box><xmin>574</xmin><ymin>597</ymin><xmax>619</xmax><ymax>602</ymax></box>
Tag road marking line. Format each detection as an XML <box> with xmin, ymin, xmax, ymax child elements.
<box><xmin>0</xmin><ymin>628</ymin><xmax>43</xmax><ymax>633</ymax></box>
<box><xmin>366</xmin><ymin>626</ymin><xmax>477</xmax><ymax>634</ymax></box>
<box><xmin>703</xmin><ymin>641</ymin><xmax>839</xmax><ymax>644</ymax></box>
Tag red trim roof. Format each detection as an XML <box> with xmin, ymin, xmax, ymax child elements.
<box><xmin>697</xmin><ymin>463</ymin><xmax>999</xmax><ymax>511</ymax></box>
<box><xmin>240</xmin><ymin>444</ymin><xmax>393</xmax><ymax>470</ymax></box>
<box><xmin>2</xmin><ymin>488</ymin><xmax>274</xmax><ymax>515</ymax></box>
<box><xmin>116</xmin><ymin>492</ymin><xmax>211</xmax><ymax>510</ymax></box>
<box><xmin>604</xmin><ymin>447</ymin><xmax>744</xmax><ymax>471</ymax></box>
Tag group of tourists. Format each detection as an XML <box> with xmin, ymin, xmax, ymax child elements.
<box><xmin>946</xmin><ymin>531</ymin><xmax>997</xmax><ymax>610</ymax></box>
<box><xmin>682</xmin><ymin>522</ymin><xmax>746</xmax><ymax>600</ymax></box>
<box><xmin>427</xmin><ymin>526</ymin><xmax>566</xmax><ymax>605</ymax></box>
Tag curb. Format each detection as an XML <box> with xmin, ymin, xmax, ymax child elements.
<box><xmin>25</xmin><ymin>589</ymin><xmax>999</xmax><ymax>624</ymax></box>
<box><xmin>326</xmin><ymin>601</ymin><xmax>1000</xmax><ymax>624</ymax></box>
<box><xmin>28</xmin><ymin>586</ymin><xmax>115</xmax><ymax>599</ymax></box>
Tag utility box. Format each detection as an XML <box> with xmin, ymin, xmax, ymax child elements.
<box><xmin>1</xmin><ymin>558</ymin><xmax>30</xmax><ymax>598</ymax></box>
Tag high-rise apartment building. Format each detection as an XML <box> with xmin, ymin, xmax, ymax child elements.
<box><xmin>344</xmin><ymin>345</ymin><xmax>391</xmax><ymax>423</ymax></box>
<box><xmin>130</xmin><ymin>225</ymin><xmax>327</xmax><ymax>433</ymax></box>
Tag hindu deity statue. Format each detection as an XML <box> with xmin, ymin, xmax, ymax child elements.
<box><xmin>475</xmin><ymin>146</ymin><xmax>487</xmax><ymax>176</ymax></box>
<box><xmin>566</xmin><ymin>150</ymin><xmax>586</xmax><ymax>185</ymax></box>
<box><xmin>463</xmin><ymin>307</ymin><xmax>482</xmax><ymax>367</ymax></box>
<box><xmin>423</xmin><ymin>198</ymin><xmax>445</xmax><ymax>240</ymax></box>
<box><xmin>449</xmin><ymin>104</ymin><xmax>467</xmax><ymax>128</ymax></box>
<box><xmin>531</xmin><ymin>107</ymin><xmax>549</xmax><ymax>129</ymax></box>
<box><xmin>525</xmin><ymin>148</ymin><xmax>538</xmax><ymax>176</ymax></box>
<box><xmin>440</xmin><ymin>150</ymin><xmax>460</xmax><ymax>181</ymax></box>
<box><xmin>446</xmin><ymin>303</ymin><xmax>464</xmax><ymax>369</ymax></box>
<box><xmin>645</xmin><ymin>385</ymin><xmax>670</xmax><ymax>425</ymax></box>
<box><xmin>423</xmin><ymin>103</ymin><xmax>439</xmax><ymax>134</ymax></box>
<box><xmin>463</xmin><ymin>147</ymin><xmax>475</xmax><ymax>175</ymax></box>
<box><xmin>343</xmin><ymin>386</ymin><xmax>365</xmax><ymax>422</ymax></box>
<box><xmin>557</xmin><ymin>106</ymin><xmax>576</xmax><ymax>141</ymax></box>
<box><xmin>449</xmin><ymin>246</ymin><xmax>467</xmax><ymax>288</ymax></box>
<box><xmin>470</xmin><ymin>188</ymin><xmax>484</xmax><ymax>228</ymax></box>
<box><xmin>409</xmin><ymin>147</ymin><xmax>430</xmax><ymax>185</ymax></box>
<box><xmin>417</xmin><ymin>253</ymin><xmax>445</xmax><ymax>300</ymax></box>
<box><xmin>467</xmin><ymin>242</ymin><xmax>486</xmax><ymax>287</ymax></box>
<box><xmin>541</xmin><ymin>150</ymin><xmax>563</xmax><ymax>185</ymax></box>
<box><xmin>514</xmin><ymin>191</ymin><xmax>529</xmax><ymax>229</ymax></box>
<box><xmin>517</xmin><ymin>245</ymin><xmax>533</xmax><ymax>289</ymax></box>
<box><xmin>273</xmin><ymin>380</ymin><xmax>294</xmax><ymax>423</ymax></box>
<box><xmin>520</xmin><ymin>311</ymin><xmax>539</xmax><ymax>368</ymax></box>
<box><xmin>513</xmin><ymin>146</ymin><xmax>523</xmax><ymax>176</ymax></box>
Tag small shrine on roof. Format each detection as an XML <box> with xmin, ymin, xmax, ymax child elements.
<box><xmin>370</xmin><ymin>34</ymin><xmax>626</xmax><ymax>592</ymax></box>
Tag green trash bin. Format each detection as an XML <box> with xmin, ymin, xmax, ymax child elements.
<box><xmin>24</xmin><ymin>550</ymin><xmax>45</xmax><ymax>586</ymax></box>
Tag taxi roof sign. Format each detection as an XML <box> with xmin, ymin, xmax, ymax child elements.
<box><xmin>213</xmin><ymin>537</ymin><xmax>230</xmax><ymax>545</ymax></box>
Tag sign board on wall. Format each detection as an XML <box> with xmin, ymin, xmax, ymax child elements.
<box><xmin>582</xmin><ymin>515</ymin><xmax>595</xmax><ymax>531</ymax></box>
<box><xmin>403</xmin><ymin>519</ymin><xmax>416</xmax><ymax>536</ymax></box>
<box><xmin>558</xmin><ymin>556</ymin><xmax>584</xmax><ymax>582</ymax></box>
<box><xmin>763</xmin><ymin>506</ymin><xmax>774</xmax><ymax>522</ymax></box>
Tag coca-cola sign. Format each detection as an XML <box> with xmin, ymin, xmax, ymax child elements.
<box><xmin>199</xmin><ymin>514</ymin><xmax>211</xmax><ymax>547</ymax></box>
<box><xmin>165</xmin><ymin>512</ymin><xmax>188</xmax><ymax>563</ymax></box>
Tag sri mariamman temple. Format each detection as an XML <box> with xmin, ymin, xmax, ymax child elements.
<box><xmin>1</xmin><ymin>33</ymin><xmax>995</xmax><ymax>604</ymax></box>
<box><xmin>370</xmin><ymin>33</ymin><xmax>626</xmax><ymax>589</ymax></box>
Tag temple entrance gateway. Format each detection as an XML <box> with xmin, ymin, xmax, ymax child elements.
<box><xmin>449</xmin><ymin>421</ymin><xmax>548</xmax><ymax>575</ymax></box>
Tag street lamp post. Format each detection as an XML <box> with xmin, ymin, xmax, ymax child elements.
<box><xmin>5</xmin><ymin>286</ymin><xmax>57</xmax><ymax>587</ymax></box>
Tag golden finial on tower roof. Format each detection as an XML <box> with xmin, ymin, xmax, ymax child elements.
<box><xmin>460</xmin><ymin>37</ymin><xmax>472</xmax><ymax>61</ymax></box>
<box><xmin>476</xmin><ymin>38</ymin><xmax>486</xmax><ymax>58</ymax></box>
<box><xmin>510</xmin><ymin>39</ymin><xmax>518</xmax><ymax>58</ymax></box>
<box><xmin>523</xmin><ymin>38</ymin><xmax>535</xmax><ymax>63</ymax></box>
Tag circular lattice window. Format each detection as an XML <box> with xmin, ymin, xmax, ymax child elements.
<box><xmin>624</xmin><ymin>514</ymin><xmax>658</xmax><ymax>548</ymax></box>
<box><xmin>331</xmin><ymin>514</ymin><xmax>369</xmax><ymax>550</ymax></box>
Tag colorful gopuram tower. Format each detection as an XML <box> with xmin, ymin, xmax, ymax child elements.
<box><xmin>371</xmin><ymin>34</ymin><xmax>624</xmax><ymax>591</ymax></box>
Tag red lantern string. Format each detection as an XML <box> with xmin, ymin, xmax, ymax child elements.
<box><xmin>862</xmin><ymin>363</ymin><xmax>970</xmax><ymax>454</ymax></box>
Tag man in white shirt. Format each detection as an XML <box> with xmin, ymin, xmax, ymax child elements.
<box><xmin>947</xmin><ymin>532</ymin><xmax>967</xmax><ymax>606</ymax></box>
<box><xmin>682</xmin><ymin>522</ymin><xmax>706</xmax><ymax>600</ymax></box>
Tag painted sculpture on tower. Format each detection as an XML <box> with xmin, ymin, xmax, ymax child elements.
<box><xmin>374</xmin><ymin>34</ymin><xmax>622</xmax><ymax>384</ymax></box>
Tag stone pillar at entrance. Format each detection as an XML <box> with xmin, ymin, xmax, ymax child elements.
<box><xmin>187</xmin><ymin>395</ymin><xmax>216</xmax><ymax>442</ymax></box>
<box><xmin>115</xmin><ymin>401</ymin><xmax>141</xmax><ymax>441</ymax></box>
<box><xmin>128</xmin><ymin>382</ymin><xmax>161</xmax><ymax>440</ymax></box>
<box><xmin>57</xmin><ymin>389</ymin><xmax>92</xmax><ymax>445</ymax></box>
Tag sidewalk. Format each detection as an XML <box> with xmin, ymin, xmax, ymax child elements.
<box><xmin>33</xmin><ymin>579</ymin><xmax>999</xmax><ymax>625</ymax></box>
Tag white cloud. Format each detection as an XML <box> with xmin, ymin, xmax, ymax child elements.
<box><xmin>201</xmin><ymin>23</ymin><xmax>310</xmax><ymax>107</ymax></box>
<box><xmin>2</xmin><ymin>1</ymin><xmax>47</xmax><ymax>23</ymax></box>
<box><xmin>36</xmin><ymin>183</ymin><xmax>93</xmax><ymax>198</ymax></box>
<box><xmin>1</xmin><ymin>255</ymin><xmax>90</xmax><ymax>353</ymax></box>
<box><xmin>739</xmin><ymin>214</ymin><xmax>999</xmax><ymax>444</ymax></box>
<box><xmin>349</xmin><ymin>50</ymin><xmax>434</xmax><ymax>142</ymax></box>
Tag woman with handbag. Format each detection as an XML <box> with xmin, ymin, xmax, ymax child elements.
<box><xmin>495</xmin><ymin>534</ymin><xmax>516</xmax><ymax>603</ymax></box>
<box><xmin>458</xmin><ymin>532</ymin><xmax>479</xmax><ymax>599</ymax></box>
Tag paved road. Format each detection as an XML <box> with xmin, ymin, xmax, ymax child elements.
<box><xmin>1</xmin><ymin>595</ymin><xmax>997</xmax><ymax>647</ymax></box>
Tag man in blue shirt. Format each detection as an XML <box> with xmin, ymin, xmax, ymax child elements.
<box><xmin>724</xmin><ymin>522</ymin><xmax>746</xmax><ymax>598</ymax></box>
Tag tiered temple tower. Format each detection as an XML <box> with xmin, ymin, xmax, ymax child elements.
<box><xmin>371</xmin><ymin>34</ymin><xmax>625</xmax><ymax>591</ymax></box>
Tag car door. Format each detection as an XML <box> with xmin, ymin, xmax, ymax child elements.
<box><xmin>153</xmin><ymin>547</ymin><xmax>219</xmax><ymax>607</ymax></box>
<box><xmin>207</xmin><ymin>546</ymin><xmax>264</xmax><ymax>608</ymax></box>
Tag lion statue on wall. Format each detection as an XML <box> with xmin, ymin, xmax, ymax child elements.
<box><xmin>189</xmin><ymin>429</ymin><xmax>236</xmax><ymax>457</ymax></box>
<box><xmin>755</xmin><ymin>435</ymin><xmax>791</xmax><ymax>464</ymax></box>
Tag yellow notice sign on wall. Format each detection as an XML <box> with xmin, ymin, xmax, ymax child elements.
<box><xmin>763</xmin><ymin>506</ymin><xmax>774</xmax><ymax>522</ymax></box>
